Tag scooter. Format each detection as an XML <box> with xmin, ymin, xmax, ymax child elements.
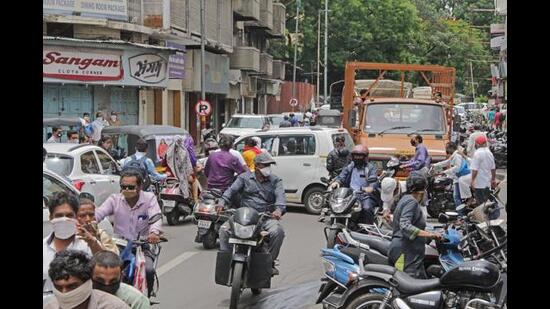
<box><xmin>160</xmin><ymin>177</ymin><xmax>195</xmax><ymax>226</ymax></box>
<box><xmin>214</xmin><ymin>207</ymin><xmax>277</xmax><ymax>309</ymax></box>
<box><xmin>192</xmin><ymin>189</ymin><xmax>232</xmax><ymax>249</ymax></box>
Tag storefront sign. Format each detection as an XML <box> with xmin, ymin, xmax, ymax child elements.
<box><xmin>43</xmin><ymin>0</ymin><xmax>128</xmax><ymax>21</ymax></box>
<box><xmin>167</xmin><ymin>42</ymin><xmax>185</xmax><ymax>79</ymax></box>
<box><xmin>129</xmin><ymin>54</ymin><xmax>168</xmax><ymax>84</ymax></box>
<box><xmin>43</xmin><ymin>48</ymin><xmax>123</xmax><ymax>81</ymax></box>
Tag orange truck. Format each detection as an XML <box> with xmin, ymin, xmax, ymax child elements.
<box><xmin>341</xmin><ymin>62</ymin><xmax>456</xmax><ymax>178</ymax></box>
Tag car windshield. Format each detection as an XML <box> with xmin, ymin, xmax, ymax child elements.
<box><xmin>365</xmin><ymin>103</ymin><xmax>446</xmax><ymax>134</ymax></box>
<box><xmin>45</xmin><ymin>154</ymin><xmax>74</xmax><ymax>176</ymax></box>
<box><xmin>268</xmin><ymin>116</ymin><xmax>284</xmax><ymax>127</ymax></box>
<box><xmin>226</xmin><ymin>117</ymin><xmax>264</xmax><ymax>129</ymax></box>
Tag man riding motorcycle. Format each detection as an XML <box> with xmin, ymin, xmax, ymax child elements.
<box><xmin>329</xmin><ymin>145</ymin><xmax>382</xmax><ymax>224</ymax></box>
<box><xmin>218</xmin><ymin>152</ymin><xmax>286</xmax><ymax>275</ymax></box>
<box><xmin>326</xmin><ymin>136</ymin><xmax>351</xmax><ymax>179</ymax></box>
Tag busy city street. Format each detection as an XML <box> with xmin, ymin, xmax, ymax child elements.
<box><xmin>43</xmin><ymin>0</ymin><xmax>507</xmax><ymax>308</ymax></box>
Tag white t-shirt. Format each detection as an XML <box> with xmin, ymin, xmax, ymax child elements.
<box><xmin>470</xmin><ymin>147</ymin><xmax>495</xmax><ymax>189</ymax></box>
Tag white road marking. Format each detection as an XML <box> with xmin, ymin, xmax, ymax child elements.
<box><xmin>157</xmin><ymin>251</ymin><xmax>198</xmax><ymax>277</ymax></box>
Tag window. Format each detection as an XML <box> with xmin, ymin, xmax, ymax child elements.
<box><xmin>234</xmin><ymin>136</ymin><xmax>276</xmax><ymax>155</ymax></box>
<box><xmin>365</xmin><ymin>103</ymin><xmax>446</xmax><ymax>134</ymax></box>
<box><xmin>96</xmin><ymin>151</ymin><xmax>117</xmax><ymax>175</ymax></box>
<box><xmin>45</xmin><ymin>154</ymin><xmax>74</xmax><ymax>176</ymax></box>
<box><xmin>278</xmin><ymin>135</ymin><xmax>316</xmax><ymax>156</ymax></box>
<box><xmin>226</xmin><ymin>117</ymin><xmax>264</xmax><ymax>129</ymax></box>
<box><xmin>43</xmin><ymin>173</ymin><xmax>73</xmax><ymax>200</ymax></box>
<box><xmin>80</xmin><ymin>151</ymin><xmax>100</xmax><ymax>174</ymax></box>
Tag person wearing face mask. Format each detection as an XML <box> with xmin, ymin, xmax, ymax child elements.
<box><xmin>67</xmin><ymin>131</ymin><xmax>80</xmax><ymax>144</ymax></box>
<box><xmin>388</xmin><ymin>171</ymin><xmax>443</xmax><ymax>279</ymax></box>
<box><xmin>108</xmin><ymin>111</ymin><xmax>121</xmax><ymax>127</ymax></box>
<box><xmin>77</xmin><ymin>196</ymin><xmax>119</xmax><ymax>255</ymax></box>
<box><xmin>92</xmin><ymin>251</ymin><xmax>150</xmax><ymax>309</ymax></box>
<box><xmin>205</xmin><ymin>134</ymin><xmax>247</xmax><ymax>191</ymax></box>
<box><xmin>330</xmin><ymin>145</ymin><xmax>382</xmax><ymax>224</ymax></box>
<box><xmin>45</xmin><ymin>249</ymin><xmax>130</xmax><ymax>309</ymax></box>
<box><xmin>326</xmin><ymin>136</ymin><xmax>351</xmax><ymax>179</ymax></box>
<box><xmin>400</xmin><ymin>134</ymin><xmax>432</xmax><ymax>172</ymax></box>
<box><xmin>218</xmin><ymin>152</ymin><xmax>286</xmax><ymax>275</ymax></box>
<box><xmin>47</xmin><ymin>127</ymin><xmax>63</xmax><ymax>143</ymax></box>
<box><xmin>95</xmin><ymin>170</ymin><xmax>163</xmax><ymax>297</ymax></box>
<box><xmin>43</xmin><ymin>192</ymin><xmax>102</xmax><ymax>295</ymax></box>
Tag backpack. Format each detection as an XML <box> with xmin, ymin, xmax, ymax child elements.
<box><xmin>122</xmin><ymin>155</ymin><xmax>151</xmax><ymax>189</ymax></box>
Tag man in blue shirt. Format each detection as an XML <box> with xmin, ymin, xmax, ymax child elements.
<box><xmin>401</xmin><ymin>135</ymin><xmax>431</xmax><ymax>171</ymax></box>
<box><xmin>330</xmin><ymin>145</ymin><xmax>381</xmax><ymax>224</ymax></box>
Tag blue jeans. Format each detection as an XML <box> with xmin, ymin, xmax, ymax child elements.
<box><xmin>358</xmin><ymin>195</ymin><xmax>378</xmax><ymax>224</ymax></box>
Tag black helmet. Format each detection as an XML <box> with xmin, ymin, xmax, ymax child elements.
<box><xmin>406</xmin><ymin>171</ymin><xmax>428</xmax><ymax>193</ymax></box>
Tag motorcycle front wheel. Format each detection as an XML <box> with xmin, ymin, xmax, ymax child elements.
<box><xmin>346</xmin><ymin>293</ymin><xmax>390</xmax><ymax>309</ymax></box>
<box><xmin>230</xmin><ymin>262</ymin><xmax>244</xmax><ymax>309</ymax></box>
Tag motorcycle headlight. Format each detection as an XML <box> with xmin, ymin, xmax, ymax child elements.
<box><xmin>196</xmin><ymin>202</ymin><xmax>215</xmax><ymax>214</ymax></box>
<box><xmin>233</xmin><ymin>223</ymin><xmax>255</xmax><ymax>239</ymax></box>
<box><xmin>331</xmin><ymin>196</ymin><xmax>353</xmax><ymax>214</ymax></box>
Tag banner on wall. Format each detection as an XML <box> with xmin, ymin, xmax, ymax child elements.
<box><xmin>43</xmin><ymin>0</ymin><xmax>128</xmax><ymax>21</ymax></box>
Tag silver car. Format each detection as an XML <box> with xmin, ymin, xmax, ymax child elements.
<box><xmin>43</xmin><ymin>143</ymin><xmax>121</xmax><ymax>206</ymax></box>
<box><xmin>43</xmin><ymin>167</ymin><xmax>80</xmax><ymax>237</ymax></box>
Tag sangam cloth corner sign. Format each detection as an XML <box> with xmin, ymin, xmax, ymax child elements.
<box><xmin>43</xmin><ymin>48</ymin><xmax>124</xmax><ymax>81</ymax></box>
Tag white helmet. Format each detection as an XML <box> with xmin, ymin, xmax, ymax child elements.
<box><xmin>381</xmin><ymin>177</ymin><xmax>398</xmax><ymax>203</ymax></box>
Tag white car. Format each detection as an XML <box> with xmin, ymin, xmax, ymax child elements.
<box><xmin>220</xmin><ymin>114</ymin><xmax>271</xmax><ymax>139</ymax></box>
<box><xmin>43</xmin><ymin>143</ymin><xmax>121</xmax><ymax>206</ymax></box>
<box><xmin>267</xmin><ymin>114</ymin><xmax>285</xmax><ymax>128</ymax></box>
<box><xmin>234</xmin><ymin>127</ymin><xmax>354</xmax><ymax>214</ymax></box>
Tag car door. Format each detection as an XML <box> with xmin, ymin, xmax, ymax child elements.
<box><xmin>95</xmin><ymin>149</ymin><xmax>121</xmax><ymax>201</ymax></box>
<box><xmin>271</xmin><ymin>134</ymin><xmax>318</xmax><ymax>203</ymax></box>
<box><xmin>78</xmin><ymin>150</ymin><xmax>110</xmax><ymax>205</ymax></box>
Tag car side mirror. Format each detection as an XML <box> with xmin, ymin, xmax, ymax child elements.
<box><xmin>348</xmin><ymin>110</ymin><xmax>357</xmax><ymax>128</ymax></box>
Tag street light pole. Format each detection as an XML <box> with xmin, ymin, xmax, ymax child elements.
<box><xmin>198</xmin><ymin>0</ymin><xmax>205</xmax><ymax>143</ymax></box>
<box><xmin>469</xmin><ymin>60</ymin><xmax>476</xmax><ymax>101</ymax></box>
<box><xmin>292</xmin><ymin>0</ymin><xmax>300</xmax><ymax>100</ymax></box>
<box><xmin>316</xmin><ymin>10</ymin><xmax>321</xmax><ymax>107</ymax></box>
<box><xmin>323</xmin><ymin>0</ymin><xmax>328</xmax><ymax>103</ymax></box>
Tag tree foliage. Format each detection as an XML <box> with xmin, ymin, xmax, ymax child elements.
<box><xmin>271</xmin><ymin>0</ymin><xmax>496</xmax><ymax>95</ymax></box>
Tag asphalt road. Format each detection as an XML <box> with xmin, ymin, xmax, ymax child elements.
<box><xmin>153</xmin><ymin>204</ymin><xmax>325</xmax><ymax>309</ymax></box>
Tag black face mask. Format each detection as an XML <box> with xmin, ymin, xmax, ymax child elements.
<box><xmin>93</xmin><ymin>279</ymin><xmax>121</xmax><ymax>295</ymax></box>
<box><xmin>337</xmin><ymin>148</ymin><xmax>349</xmax><ymax>157</ymax></box>
<box><xmin>353</xmin><ymin>159</ymin><xmax>365</xmax><ymax>167</ymax></box>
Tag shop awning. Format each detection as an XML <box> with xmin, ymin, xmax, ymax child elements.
<box><xmin>43</xmin><ymin>36</ymin><xmax>184</xmax><ymax>53</ymax></box>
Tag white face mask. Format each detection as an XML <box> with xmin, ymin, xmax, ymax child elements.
<box><xmin>259</xmin><ymin>166</ymin><xmax>272</xmax><ymax>177</ymax></box>
<box><xmin>69</xmin><ymin>139</ymin><xmax>79</xmax><ymax>144</ymax></box>
<box><xmin>51</xmin><ymin>217</ymin><xmax>77</xmax><ymax>240</ymax></box>
<box><xmin>53</xmin><ymin>279</ymin><xmax>93</xmax><ymax>309</ymax></box>
<box><xmin>110</xmin><ymin>115</ymin><xmax>117</xmax><ymax>121</ymax></box>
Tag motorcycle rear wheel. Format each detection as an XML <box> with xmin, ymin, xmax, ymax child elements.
<box><xmin>166</xmin><ymin>209</ymin><xmax>180</xmax><ymax>226</ymax></box>
<box><xmin>202</xmin><ymin>230</ymin><xmax>217</xmax><ymax>249</ymax></box>
<box><xmin>346</xmin><ymin>293</ymin><xmax>389</xmax><ymax>309</ymax></box>
<box><xmin>230</xmin><ymin>262</ymin><xmax>244</xmax><ymax>309</ymax></box>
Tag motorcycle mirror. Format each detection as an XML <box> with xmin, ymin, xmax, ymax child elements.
<box><xmin>445</xmin><ymin>211</ymin><xmax>459</xmax><ymax>217</ymax></box>
<box><xmin>320</xmin><ymin>177</ymin><xmax>330</xmax><ymax>184</ymax></box>
<box><xmin>455</xmin><ymin>204</ymin><xmax>466</xmax><ymax>212</ymax></box>
<box><xmin>438</xmin><ymin>213</ymin><xmax>449</xmax><ymax>224</ymax></box>
<box><xmin>148</xmin><ymin>213</ymin><xmax>163</xmax><ymax>225</ymax></box>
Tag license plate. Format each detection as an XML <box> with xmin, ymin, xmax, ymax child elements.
<box><xmin>228</xmin><ymin>238</ymin><xmax>257</xmax><ymax>246</ymax></box>
<box><xmin>197</xmin><ymin>220</ymin><xmax>212</xmax><ymax>229</ymax></box>
<box><xmin>163</xmin><ymin>200</ymin><xmax>176</xmax><ymax>207</ymax></box>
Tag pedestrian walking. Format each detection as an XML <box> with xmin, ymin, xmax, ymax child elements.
<box><xmin>470</xmin><ymin>135</ymin><xmax>496</xmax><ymax>205</ymax></box>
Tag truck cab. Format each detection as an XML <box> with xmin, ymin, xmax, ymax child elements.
<box><xmin>341</xmin><ymin>62</ymin><xmax>456</xmax><ymax>177</ymax></box>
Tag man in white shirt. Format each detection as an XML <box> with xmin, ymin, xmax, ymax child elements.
<box><xmin>470</xmin><ymin>135</ymin><xmax>496</xmax><ymax>204</ymax></box>
<box><xmin>466</xmin><ymin>125</ymin><xmax>487</xmax><ymax>157</ymax></box>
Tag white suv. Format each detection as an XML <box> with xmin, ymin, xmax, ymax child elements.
<box><xmin>43</xmin><ymin>143</ymin><xmax>121</xmax><ymax>206</ymax></box>
<box><xmin>220</xmin><ymin>114</ymin><xmax>271</xmax><ymax>139</ymax></box>
<box><xmin>234</xmin><ymin>127</ymin><xmax>354</xmax><ymax>214</ymax></box>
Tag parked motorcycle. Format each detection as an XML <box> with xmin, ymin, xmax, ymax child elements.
<box><xmin>323</xmin><ymin>256</ymin><xmax>506</xmax><ymax>309</ymax></box>
<box><xmin>160</xmin><ymin>177</ymin><xmax>194</xmax><ymax>225</ymax></box>
<box><xmin>426</xmin><ymin>167</ymin><xmax>456</xmax><ymax>218</ymax></box>
<box><xmin>214</xmin><ymin>207</ymin><xmax>277</xmax><ymax>309</ymax></box>
<box><xmin>192</xmin><ymin>189</ymin><xmax>231</xmax><ymax>249</ymax></box>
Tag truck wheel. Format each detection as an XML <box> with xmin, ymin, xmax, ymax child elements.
<box><xmin>304</xmin><ymin>186</ymin><xmax>326</xmax><ymax>215</ymax></box>
<box><xmin>166</xmin><ymin>209</ymin><xmax>180</xmax><ymax>226</ymax></box>
<box><xmin>230</xmin><ymin>263</ymin><xmax>244</xmax><ymax>309</ymax></box>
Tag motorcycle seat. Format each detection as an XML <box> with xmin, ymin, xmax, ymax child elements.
<box><xmin>349</xmin><ymin>231</ymin><xmax>391</xmax><ymax>256</ymax></box>
<box><xmin>339</xmin><ymin>246</ymin><xmax>389</xmax><ymax>266</ymax></box>
<box><xmin>364</xmin><ymin>264</ymin><xmax>396</xmax><ymax>275</ymax></box>
<box><xmin>393</xmin><ymin>271</ymin><xmax>441</xmax><ymax>294</ymax></box>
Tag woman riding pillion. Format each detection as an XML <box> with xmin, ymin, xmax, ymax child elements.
<box><xmin>329</xmin><ymin>145</ymin><xmax>382</xmax><ymax>224</ymax></box>
<box><xmin>389</xmin><ymin>171</ymin><xmax>443</xmax><ymax>279</ymax></box>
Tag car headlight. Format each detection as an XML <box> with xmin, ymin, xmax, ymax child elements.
<box><xmin>233</xmin><ymin>223</ymin><xmax>255</xmax><ymax>239</ymax></box>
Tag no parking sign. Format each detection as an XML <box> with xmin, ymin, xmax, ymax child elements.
<box><xmin>195</xmin><ymin>100</ymin><xmax>212</xmax><ymax>116</ymax></box>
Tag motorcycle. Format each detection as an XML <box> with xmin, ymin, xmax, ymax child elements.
<box><xmin>192</xmin><ymin>189</ymin><xmax>231</xmax><ymax>249</ymax></box>
<box><xmin>160</xmin><ymin>177</ymin><xmax>195</xmax><ymax>225</ymax></box>
<box><xmin>426</xmin><ymin>167</ymin><xmax>456</xmax><ymax>218</ymax></box>
<box><xmin>214</xmin><ymin>207</ymin><xmax>277</xmax><ymax>309</ymax></box>
<box><xmin>113</xmin><ymin>213</ymin><xmax>168</xmax><ymax>302</ymax></box>
<box><xmin>323</xmin><ymin>255</ymin><xmax>506</xmax><ymax>309</ymax></box>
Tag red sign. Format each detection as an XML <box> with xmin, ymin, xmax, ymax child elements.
<box><xmin>195</xmin><ymin>100</ymin><xmax>212</xmax><ymax>116</ymax></box>
<box><xmin>43</xmin><ymin>49</ymin><xmax>124</xmax><ymax>81</ymax></box>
